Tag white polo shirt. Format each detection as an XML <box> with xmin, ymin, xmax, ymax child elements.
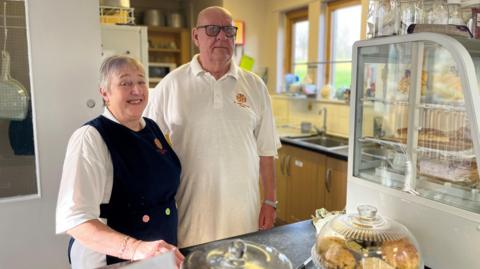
<box><xmin>144</xmin><ymin>55</ymin><xmax>280</xmax><ymax>247</ymax></box>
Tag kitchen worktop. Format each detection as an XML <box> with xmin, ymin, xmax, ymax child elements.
<box><xmin>181</xmin><ymin>220</ymin><xmax>316</xmax><ymax>267</ymax></box>
<box><xmin>98</xmin><ymin>220</ymin><xmax>317</xmax><ymax>269</ymax></box>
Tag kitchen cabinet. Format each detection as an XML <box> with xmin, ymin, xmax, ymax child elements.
<box><xmin>276</xmin><ymin>145</ymin><xmax>347</xmax><ymax>224</ymax></box>
<box><xmin>275</xmin><ymin>146</ymin><xmax>289</xmax><ymax>223</ymax></box>
<box><xmin>147</xmin><ymin>26</ymin><xmax>190</xmax><ymax>86</ymax></box>
<box><xmin>324</xmin><ymin>156</ymin><xmax>347</xmax><ymax>211</ymax></box>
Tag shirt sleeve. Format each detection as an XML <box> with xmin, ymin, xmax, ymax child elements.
<box><xmin>254</xmin><ymin>80</ymin><xmax>281</xmax><ymax>157</ymax></box>
<box><xmin>55</xmin><ymin>125</ymin><xmax>113</xmax><ymax>234</ymax></box>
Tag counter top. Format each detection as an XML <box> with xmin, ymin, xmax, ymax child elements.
<box><xmin>98</xmin><ymin>220</ymin><xmax>316</xmax><ymax>269</ymax></box>
<box><xmin>181</xmin><ymin>220</ymin><xmax>316</xmax><ymax>268</ymax></box>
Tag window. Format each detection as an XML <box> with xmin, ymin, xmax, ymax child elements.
<box><xmin>326</xmin><ymin>0</ymin><xmax>361</xmax><ymax>94</ymax></box>
<box><xmin>285</xmin><ymin>8</ymin><xmax>309</xmax><ymax>82</ymax></box>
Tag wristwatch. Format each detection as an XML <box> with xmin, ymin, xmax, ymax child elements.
<box><xmin>263</xmin><ymin>199</ymin><xmax>278</xmax><ymax>209</ymax></box>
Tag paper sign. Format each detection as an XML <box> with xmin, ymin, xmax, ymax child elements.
<box><xmin>239</xmin><ymin>55</ymin><xmax>254</xmax><ymax>71</ymax></box>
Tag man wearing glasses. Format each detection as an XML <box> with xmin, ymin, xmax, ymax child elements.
<box><xmin>144</xmin><ymin>6</ymin><xmax>279</xmax><ymax>248</ymax></box>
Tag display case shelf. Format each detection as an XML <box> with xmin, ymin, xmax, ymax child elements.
<box><xmin>361</xmin><ymin>97</ymin><xmax>467</xmax><ymax>111</ymax></box>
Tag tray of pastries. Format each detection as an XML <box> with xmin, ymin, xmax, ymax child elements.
<box><xmin>418</xmin><ymin>157</ymin><xmax>479</xmax><ymax>186</ymax></box>
<box><xmin>385</xmin><ymin>127</ymin><xmax>473</xmax><ymax>152</ymax></box>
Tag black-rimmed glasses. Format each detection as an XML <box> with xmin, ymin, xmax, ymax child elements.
<box><xmin>196</xmin><ymin>25</ymin><xmax>238</xmax><ymax>38</ymax></box>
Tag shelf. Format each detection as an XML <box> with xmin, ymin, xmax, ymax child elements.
<box><xmin>359</xmin><ymin>137</ymin><xmax>475</xmax><ymax>159</ymax></box>
<box><xmin>361</xmin><ymin>97</ymin><xmax>409</xmax><ymax>105</ymax></box>
<box><xmin>145</xmin><ymin>26</ymin><xmax>188</xmax><ymax>33</ymax></box>
<box><xmin>149</xmin><ymin>48</ymin><xmax>181</xmax><ymax>53</ymax></box>
<box><xmin>361</xmin><ymin>97</ymin><xmax>466</xmax><ymax>112</ymax></box>
<box><xmin>149</xmin><ymin>77</ymin><xmax>162</xmax><ymax>83</ymax></box>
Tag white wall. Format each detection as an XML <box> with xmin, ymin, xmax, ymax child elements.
<box><xmin>0</xmin><ymin>1</ymin><xmax>102</xmax><ymax>268</ymax></box>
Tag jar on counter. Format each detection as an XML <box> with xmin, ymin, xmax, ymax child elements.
<box><xmin>424</xmin><ymin>0</ymin><xmax>449</xmax><ymax>24</ymax></box>
<box><xmin>368</xmin><ymin>0</ymin><xmax>401</xmax><ymax>38</ymax></box>
<box><xmin>400</xmin><ymin>0</ymin><xmax>424</xmax><ymax>34</ymax></box>
<box><xmin>447</xmin><ymin>0</ymin><xmax>466</xmax><ymax>25</ymax></box>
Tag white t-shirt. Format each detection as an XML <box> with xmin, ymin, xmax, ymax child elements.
<box><xmin>144</xmin><ymin>55</ymin><xmax>280</xmax><ymax>248</ymax></box>
<box><xmin>55</xmin><ymin>109</ymin><xmax>146</xmax><ymax>269</ymax></box>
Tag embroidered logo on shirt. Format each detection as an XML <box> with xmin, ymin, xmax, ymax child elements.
<box><xmin>154</xmin><ymin>138</ymin><xmax>167</xmax><ymax>154</ymax></box>
<box><xmin>234</xmin><ymin>93</ymin><xmax>249</xmax><ymax>108</ymax></box>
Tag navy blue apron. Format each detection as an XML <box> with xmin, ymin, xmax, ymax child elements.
<box><xmin>68</xmin><ymin>115</ymin><xmax>181</xmax><ymax>265</ymax></box>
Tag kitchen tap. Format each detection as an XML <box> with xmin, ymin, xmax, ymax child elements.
<box><xmin>315</xmin><ymin>107</ymin><xmax>327</xmax><ymax>136</ymax></box>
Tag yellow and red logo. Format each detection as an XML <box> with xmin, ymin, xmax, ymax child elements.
<box><xmin>234</xmin><ymin>92</ymin><xmax>249</xmax><ymax>108</ymax></box>
<box><xmin>154</xmin><ymin>138</ymin><xmax>167</xmax><ymax>154</ymax></box>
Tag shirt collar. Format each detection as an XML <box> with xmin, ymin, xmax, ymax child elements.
<box><xmin>190</xmin><ymin>54</ymin><xmax>239</xmax><ymax>80</ymax></box>
<box><xmin>102</xmin><ymin>107</ymin><xmax>146</xmax><ymax>128</ymax></box>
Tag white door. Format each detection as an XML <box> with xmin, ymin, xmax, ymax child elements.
<box><xmin>0</xmin><ymin>0</ymin><xmax>102</xmax><ymax>268</ymax></box>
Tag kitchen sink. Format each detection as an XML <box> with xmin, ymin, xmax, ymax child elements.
<box><xmin>295</xmin><ymin>135</ymin><xmax>348</xmax><ymax>149</ymax></box>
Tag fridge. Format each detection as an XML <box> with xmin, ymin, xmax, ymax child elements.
<box><xmin>347</xmin><ymin>32</ymin><xmax>480</xmax><ymax>268</ymax></box>
<box><xmin>100</xmin><ymin>24</ymin><xmax>149</xmax><ymax>78</ymax></box>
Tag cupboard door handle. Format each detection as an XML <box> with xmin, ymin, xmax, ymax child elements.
<box><xmin>325</xmin><ymin>168</ymin><xmax>332</xmax><ymax>193</ymax></box>
<box><xmin>285</xmin><ymin>155</ymin><xmax>291</xmax><ymax>176</ymax></box>
<box><xmin>280</xmin><ymin>155</ymin><xmax>285</xmax><ymax>176</ymax></box>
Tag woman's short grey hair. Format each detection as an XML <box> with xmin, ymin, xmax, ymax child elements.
<box><xmin>99</xmin><ymin>55</ymin><xmax>145</xmax><ymax>90</ymax></box>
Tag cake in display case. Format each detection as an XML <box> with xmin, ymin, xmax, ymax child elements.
<box><xmin>312</xmin><ymin>205</ymin><xmax>422</xmax><ymax>269</ymax></box>
<box><xmin>348</xmin><ymin>32</ymin><xmax>480</xmax><ymax>268</ymax></box>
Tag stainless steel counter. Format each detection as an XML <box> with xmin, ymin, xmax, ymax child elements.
<box><xmin>98</xmin><ymin>220</ymin><xmax>317</xmax><ymax>269</ymax></box>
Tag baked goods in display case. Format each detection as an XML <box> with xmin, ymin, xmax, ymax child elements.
<box><xmin>393</xmin><ymin>126</ymin><xmax>473</xmax><ymax>151</ymax></box>
<box><xmin>392</xmin><ymin>67</ymin><xmax>462</xmax><ymax>104</ymax></box>
<box><xmin>312</xmin><ymin>205</ymin><xmax>423</xmax><ymax>269</ymax></box>
<box><xmin>430</xmin><ymin>71</ymin><xmax>463</xmax><ymax>102</ymax></box>
<box><xmin>394</xmin><ymin>69</ymin><xmax>428</xmax><ymax>101</ymax></box>
<box><xmin>418</xmin><ymin>157</ymin><xmax>479</xmax><ymax>186</ymax></box>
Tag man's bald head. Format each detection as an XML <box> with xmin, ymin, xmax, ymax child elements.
<box><xmin>196</xmin><ymin>6</ymin><xmax>233</xmax><ymax>26</ymax></box>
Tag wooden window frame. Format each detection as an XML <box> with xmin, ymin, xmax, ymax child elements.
<box><xmin>284</xmin><ymin>8</ymin><xmax>308</xmax><ymax>76</ymax></box>
<box><xmin>324</xmin><ymin>0</ymin><xmax>361</xmax><ymax>84</ymax></box>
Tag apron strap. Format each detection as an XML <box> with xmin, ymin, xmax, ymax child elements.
<box><xmin>67</xmin><ymin>237</ymin><xmax>75</xmax><ymax>264</ymax></box>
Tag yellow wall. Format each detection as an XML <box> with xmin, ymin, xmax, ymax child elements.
<box><xmin>272</xmin><ymin>95</ymin><xmax>379</xmax><ymax>139</ymax></box>
<box><xmin>272</xmin><ymin>95</ymin><xmax>351</xmax><ymax>138</ymax></box>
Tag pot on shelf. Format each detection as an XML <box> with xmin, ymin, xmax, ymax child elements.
<box><xmin>144</xmin><ymin>9</ymin><xmax>165</xmax><ymax>26</ymax></box>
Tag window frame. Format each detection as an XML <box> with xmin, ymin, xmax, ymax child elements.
<box><xmin>284</xmin><ymin>8</ymin><xmax>309</xmax><ymax>76</ymax></box>
<box><xmin>325</xmin><ymin>0</ymin><xmax>361</xmax><ymax>84</ymax></box>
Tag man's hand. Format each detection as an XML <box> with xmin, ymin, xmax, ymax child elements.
<box><xmin>258</xmin><ymin>203</ymin><xmax>276</xmax><ymax>230</ymax></box>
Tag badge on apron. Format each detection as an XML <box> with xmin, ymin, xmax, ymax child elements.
<box><xmin>154</xmin><ymin>138</ymin><xmax>167</xmax><ymax>154</ymax></box>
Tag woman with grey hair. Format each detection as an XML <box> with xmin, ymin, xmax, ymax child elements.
<box><xmin>56</xmin><ymin>55</ymin><xmax>184</xmax><ymax>268</ymax></box>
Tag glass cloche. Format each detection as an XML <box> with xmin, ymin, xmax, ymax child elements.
<box><xmin>183</xmin><ymin>239</ymin><xmax>293</xmax><ymax>269</ymax></box>
<box><xmin>312</xmin><ymin>205</ymin><xmax>423</xmax><ymax>269</ymax></box>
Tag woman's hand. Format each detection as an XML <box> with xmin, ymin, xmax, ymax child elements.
<box><xmin>130</xmin><ymin>239</ymin><xmax>184</xmax><ymax>268</ymax></box>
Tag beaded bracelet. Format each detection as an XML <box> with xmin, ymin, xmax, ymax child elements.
<box><xmin>131</xmin><ymin>240</ymin><xmax>142</xmax><ymax>261</ymax></box>
<box><xmin>119</xmin><ymin>235</ymin><xmax>131</xmax><ymax>258</ymax></box>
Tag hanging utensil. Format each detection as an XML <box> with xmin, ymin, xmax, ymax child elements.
<box><xmin>0</xmin><ymin>1</ymin><xmax>28</xmax><ymax>121</ymax></box>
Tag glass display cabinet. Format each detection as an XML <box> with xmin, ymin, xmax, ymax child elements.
<box><xmin>347</xmin><ymin>32</ymin><xmax>480</xmax><ymax>268</ymax></box>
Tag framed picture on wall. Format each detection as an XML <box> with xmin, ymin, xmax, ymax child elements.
<box><xmin>234</xmin><ymin>20</ymin><xmax>245</xmax><ymax>45</ymax></box>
